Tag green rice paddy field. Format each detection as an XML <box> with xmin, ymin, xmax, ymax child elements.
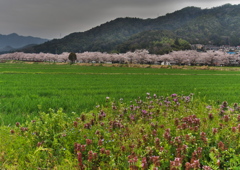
<box><xmin>1</xmin><ymin>63</ymin><xmax>240</xmax><ymax>125</ymax></box>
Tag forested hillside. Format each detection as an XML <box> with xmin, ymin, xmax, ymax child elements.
<box><xmin>22</xmin><ymin>4</ymin><xmax>240</xmax><ymax>54</ymax></box>
<box><xmin>116</xmin><ymin>30</ymin><xmax>191</xmax><ymax>54</ymax></box>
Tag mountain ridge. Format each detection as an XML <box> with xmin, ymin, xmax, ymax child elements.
<box><xmin>0</xmin><ymin>33</ymin><xmax>48</xmax><ymax>53</ymax></box>
<box><xmin>21</xmin><ymin>3</ymin><xmax>240</xmax><ymax>54</ymax></box>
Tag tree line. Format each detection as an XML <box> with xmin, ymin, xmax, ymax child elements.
<box><xmin>1</xmin><ymin>50</ymin><xmax>239</xmax><ymax>66</ymax></box>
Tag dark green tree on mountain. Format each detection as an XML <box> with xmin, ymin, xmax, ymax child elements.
<box><xmin>68</xmin><ymin>52</ymin><xmax>77</xmax><ymax>64</ymax></box>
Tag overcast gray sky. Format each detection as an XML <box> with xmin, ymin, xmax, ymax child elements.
<box><xmin>1</xmin><ymin>0</ymin><xmax>239</xmax><ymax>39</ymax></box>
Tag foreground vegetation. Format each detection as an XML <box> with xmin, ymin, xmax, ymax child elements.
<box><xmin>0</xmin><ymin>93</ymin><xmax>239</xmax><ymax>169</ymax></box>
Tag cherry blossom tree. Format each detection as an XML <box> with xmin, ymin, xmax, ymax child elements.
<box><xmin>158</xmin><ymin>54</ymin><xmax>172</xmax><ymax>65</ymax></box>
<box><xmin>185</xmin><ymin>50</ymin><xmax>200</xmax><ymax>66</ymax></box>
<box><xmin>57</xmin><ymin>52</ymin><xmax>69</xmax><ymax>63</ymax></box>
<box><xmin>170</xmin><ymin>51</ymin><xmax>188</xmax><ymax>65</ymax></box>
<box><xmin>134</xmin><ymin>49</ymin><xmax>149</xmax><ymax>64</ymax></box>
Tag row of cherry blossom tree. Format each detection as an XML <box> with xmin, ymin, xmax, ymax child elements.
<box><xmin>0</xmin><ymin>50</ymin><xmax>239</xmax><ymax>66</ymax></box>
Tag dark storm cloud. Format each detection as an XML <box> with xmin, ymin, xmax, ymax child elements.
<box><xmin>0</xmin><ymin>0</ymin><xmax>239</xmax><ymax>39</ymax></box>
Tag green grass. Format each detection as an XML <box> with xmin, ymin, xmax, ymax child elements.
<box><xmin>0</xmin><ymin>63</ymin><xmax>240</xmax><ymax>169</ymax></box>
<box><xmin>1</xmin><ymin>63</ymin><xmax>240</xmax><ymax>125</ymax></box>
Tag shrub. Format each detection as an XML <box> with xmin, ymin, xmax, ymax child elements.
<box><xmin>68</xmin><ymin>52</ymin><xmax>77</xmax><ymax>64</ymax></box>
